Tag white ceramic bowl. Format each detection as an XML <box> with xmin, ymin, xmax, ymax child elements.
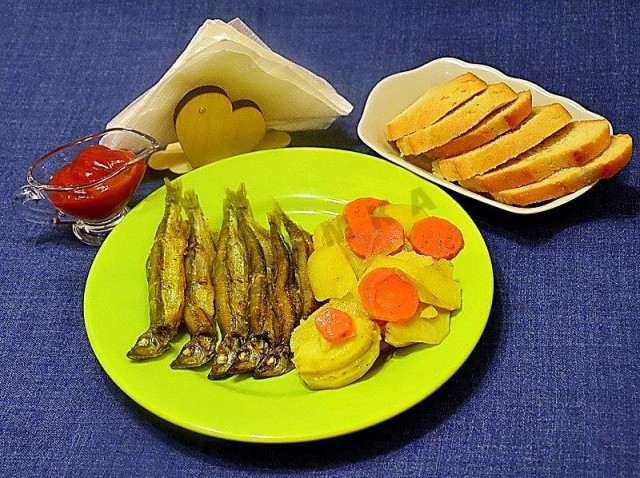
<box><xmin>358</xmin><ymin>57</ymin><xmax>611</xmax><ymax>214</ymax></box>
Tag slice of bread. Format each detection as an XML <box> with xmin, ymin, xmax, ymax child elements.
<box><xmin>461</xmin><ymin>120</ymin><xmax>612</xmax><ymax>192</ymax></box>
<box><xmin>428</xmin><ymin>91</ymin><xmax>532</xmax><ymax>159</ymax></box>
<box><xmin>404</xmin><ymin>153</ymin><xmax>436</xmax><ymax>172</ymax></box>
<box><xmin>433</xmin><ymin>103</ymin><xmax>572</xmax><ymax>181</ymax></box>
<box><xmin>396</xmin><ymin>83</ymin><xmax>518</xmax><ymax>156</ymax></box>
<box><xmin>494</xmin><ymin>134</ymin><xmax>633</xmax><ymax>206</ymax></box>
<box><xmin>384</xmin><ymin>73</ymin><xmax>487</xmax><ymax>141</ymax></box>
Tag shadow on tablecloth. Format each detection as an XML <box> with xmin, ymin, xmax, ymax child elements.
<box><xmin>105</xmin><ymin>271</ymin><xmax>504</xmax><ymax>470</ymax></box>
<box><xmin>454</xmin><ymin>179</ymin><xmax>640</xmax><ymax>246</ymax></box>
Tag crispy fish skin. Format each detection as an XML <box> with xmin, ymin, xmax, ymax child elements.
<box><xmin>171</xmin><ymin>190</ymin><xmax>218</xmax><ymax>369</ymax></box>
<box><xmin>226</xmin><ymin>188</ymin><xmax>250</xmax><ymax>338</ymax></box>
<box><xmin>230</xmin><ymin>215</ymin><xmax>269</xmax><ymax>373</ymax></box>
<box><xmin>209</xmin><ymin>187</ymin><xmax>250</xmax><ymax>379</ymax></box>
<box><xmin>279</xmin><ymin>206</ymin><xmax>318</xmax><ymax>319</ymax></box>
<box><xmin>127</xmin><ymin>179</ymin><xmax>189</xmax><ymax>361</ymax></box>
<box><xmin>252</xmin><ymin>222</ymin><xmax>278</xmax><ymax>342</ymax></box>
<box><xmin>254</xmin><ymin>212</ymin><xmax>296</xmax><ymax>377</ymax></box>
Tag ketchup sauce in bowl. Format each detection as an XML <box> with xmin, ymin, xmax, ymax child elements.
<box><xmin>16</xmin><ymin>128</ymin><xmax>162</xmax><ymax>245</ymax></box>
<box><xmin>48</xmin><ymin>145</ymin><xmax>146</xmax><ymax>221</ymax></box>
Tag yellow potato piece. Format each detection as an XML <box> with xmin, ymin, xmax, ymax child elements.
<box><xmin>418</xmin><ymin>265</ymin><xmax>461</xmax><ymax>310</ymax></box>
<box><xmin>307</xmin><ymin>243</ymin><xmax>357</xmax><ymax>301</ymax></box>
<box><xmin>385</xmin><ymin>307</ymin><xmax>450</xmax><ymax>347</ymax></box>
<box><xmin>300</xmin><ymin>343</ymin><xmax>380</xmax><ymax>390</ymax></box>
<box><xmin>174</xmin><ymin>86</ymin><xmax>266</xmax><ymax>168</ymax></box>
<box><xmin>291</xmin><ymin>301</ymin><xmax>381</xmax><ymax>390</ymax></box>
<box><xmin>433</xmin><ymin>258</ymin><xmax>454</xmax><ymax>279</ymax></box>
<box><xmin>343</xmin><ymin>246</ymin><xmax>375</xmax><ymax>279</ymax></box>
<box><xmin>374</xmin><ymin>204</ymin><xmax>429</xmax><ymax>235</ymax></box>
<box><xmin>313</xmin><ymin>215</ymin><xmax>347</xmax><ymax>249</ymax></box>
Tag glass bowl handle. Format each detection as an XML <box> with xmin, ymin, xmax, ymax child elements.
<box><xmin>12</xmin><ymin>185</ymin><xmax>74</xmax><ymax>225</ymax></box>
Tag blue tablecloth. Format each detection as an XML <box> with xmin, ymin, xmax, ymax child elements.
<box><xmin>1</xmin><ymin>1</ymin><xmax>638</xmax><ymax>476</ymax></box>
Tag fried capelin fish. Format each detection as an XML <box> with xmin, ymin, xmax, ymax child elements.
<box><xmin>279</xmin><ymin>205</ymin><xmax>318</xmax><ymax>319</ymax></box>
<box><xmin>208</xmin><ymin>187</ymin><xmax>250</xmax><ymax>379</ymax></box>
<box><xmin>127</xmin><ymin>179</ymin><xmax>189</xmax><ymax>361</ymax></box>
<box><xmin>230</xmin><ymin>208</ymin><xmax>275</xmax><ymax>373</ymax></box>
<box><xmin>170</xmin><ymin>190</ymin><xmax>218</xmax><ymax>369</ymax></box>
<box><xmin>254</xmin><ymin>212</ymin><xmax>297</xmax><ymax>378</ymax></box>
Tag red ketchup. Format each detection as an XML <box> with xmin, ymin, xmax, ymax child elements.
<box><xmin>48</xmin><ymin>145</ymin><xmax>146</xmax><ymax>221</ymax></box>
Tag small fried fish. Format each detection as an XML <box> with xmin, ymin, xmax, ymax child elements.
<box><xmin>171</xmin><ymin>190</ymin><xmax>218</xmax><ymax>369</ymax></box>
<box><xmin>127</xmin><ymin>179</ymin><xmax>189</xmax><ymax>361</ymax></box>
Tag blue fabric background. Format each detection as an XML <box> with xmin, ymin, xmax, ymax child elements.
<box><xmin>1</xmin><ymin>1</ymin><xmax>638</xmax><ymax>476</ymax></box>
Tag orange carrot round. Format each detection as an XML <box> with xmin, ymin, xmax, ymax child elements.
<box><xmin>358</xmin><ymin>267</ymin><xmax>419</xmax><ymax>322</ymax></box>
<box><xmin>409</xmin><ymin>217</ymin><xmax>464</xmax><ymax>259</ymax></box>
<box><xmin>345</xmin><ymin>216</ymin><xmax>404</xmax><ymax>259</ymax></box>
<box><xmin>343</xmin><ymin>197</ymin><xmax>389</xmax><ymax>224</ymax></box>
<box><xmin>315</xmin><ymin>307</ymin><xmax>355</xmax><ymax>343</ymax></box>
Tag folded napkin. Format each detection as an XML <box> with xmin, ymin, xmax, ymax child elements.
<box><xmin>106</xmin><ymin>18</ymin><xmax>353</xmax><ymax>146</ymax></box>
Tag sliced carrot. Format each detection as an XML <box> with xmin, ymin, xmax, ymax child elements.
<box><xmin>344</xmin><ymin>216</ymin><xmax>404</xmax><ymax>259</ymax></box>
<box><xmin>343</xmin><ymin>197</ymin><xmax>389</xmax><ymax>224</ymax></box>
<box><xmin>315</xmin><ymin>307</ymin><xmax>355</xmax><ymax>343</ymax></box>
<box><xmin>409</xmin><ymin>217</ymin><xmax>464</xmax><ymax>260</ymax></box>
<box><xmin>358</xmin><ymin>267</ymin><xmax>419</xmax><ymax>322</ymax></box>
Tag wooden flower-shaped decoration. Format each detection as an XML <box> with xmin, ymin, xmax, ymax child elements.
<box><xmin>149</xmin><ymin>86</ymin><xmax>291</xmax><ymax>174</ymax></box>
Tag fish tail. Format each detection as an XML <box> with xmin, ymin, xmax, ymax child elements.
<box><xmin>126</xmin><ymin>326</ymin><xmax>173</xmax><ymax>361</ymax></box>
<box><xmin>228</xmin><ymin>184</ymin><xmax>250</xmax><ymax>215</ymax></box>
<box><xmin>254</xmin><ymin>344</ymin><xmax>293</xmax><ymax>378</ymax></box>
<box><xmin>170</xmin><ymin>334</ymin><xmax>216</xmax><ymax>369</ymax></box>
<box><xmin>267</xmin><ymin>210</ymin><xmax>282</xmax><ymax>230</ymax></box>
<box><xmin>182</xmin><ymin>189</ymin><xmax>199</xmax><ymax>210</ymax></box>
<box><xmin>272</xmin><ymin>200</ymin><xmax>285</xmax><ymax>217</ymax></box>
<box><xmin>164</xmin><ymin>177</ymin><xmax>182</xmax><ymax>203</ymax></box>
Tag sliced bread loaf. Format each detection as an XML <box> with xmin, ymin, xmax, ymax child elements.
<box><xmin>461</xmin><ymin>120</ymin><xmax>612</xmax><ymax>192</ymax></box>
<box><xmin>396</xmin><ymin>83</ymin><xmax>518</xmax><ymax>156</ymax></box>
<box><xmin>494</xmin><ymin>134</ymin><xmax>633</xmax><ymax>206</ymax></box>
<box><xmin>433</xmin><ymin>103</ymin><xmax>572</xmax><ymax>181</ymax></box>
<box><xmin>428</xmin><ymin>91</ymin><xmax>532</xmax><ymax>159</ymax></box>
<box><xmin>384</xmin><ymin>73</ymin><xmax>487</xmax><ymax>141</ymax></box>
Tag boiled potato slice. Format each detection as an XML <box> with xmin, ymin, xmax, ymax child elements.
<box><xmin>433</xmin><ymin>258</ymin><xmax>454</xmax><ymax>279</ymax></box>
<box><xmin>313</xmin><ymin>214</ymin><xmax>347</xmax><ymax>249</ymax></box>
<box><xmin>343</xmin><ymin>246</ymin><xmax>375</xmax><ymax>279</ymax></box>
<box><xmin>299</xmin><ymin>344</ymin><xmax>380</xmax><ymax>390</ymax></box>
<box><xmin>385</xmin><ymin>307</ymin><xmax>450</xmax><ymax>347</ymax></box>
<box><xmin>374</xmin><ymin>204</ymin><xmax>429</xmax><ymax>235</ymax></box>
<box><xmin>418</xmin><ymin>265</ymin><xmax>461</xmax><ymax>310</ymax></box>
<box><xmin>291</xmin><ymin>300</ymin><xmax>381</xmax><ymax>390</ymax></box>
<box><xmin>307</xmin><ymin>243</ymin><xmax>356</xmax><ymax>300</ymax></box>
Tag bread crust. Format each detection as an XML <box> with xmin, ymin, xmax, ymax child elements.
<box><xmin>384</xmin><ymin>73</ymin><xmax>487</xmax><ymax>141</ymax></box>
<box><xmin>428</xmin><ymin>91</ymin><xmax>532</xmax><ymax>159</ymax></box>
<box><xmin>396</xmin><ymin>83</ymin><xmax>517</xmax><ymax>156</ymax></box>
<box><xmin>462</xmin><ymin>120</ymin><xmax>612</xmax><ymax>192</ymax></box>
<box><xmin>494</xmin><ymin>134</ymin><xmax>633</xmax><ymax>206</ymax></box>
<box><xmin>434</xmin><ymin>103</ymin><xmax>572</xmax><ymax>181</ymax></box>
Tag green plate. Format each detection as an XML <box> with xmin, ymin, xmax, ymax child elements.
<box><xmin>84</xmin><ymin>147</ymin><xmax>493</xmax><ymax>443</ymax></box>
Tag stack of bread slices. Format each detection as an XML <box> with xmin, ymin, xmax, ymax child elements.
<box><xmin>385</xmin><ymin>73</ymin><xmax>633</xmax><ymax>206</ymax></box>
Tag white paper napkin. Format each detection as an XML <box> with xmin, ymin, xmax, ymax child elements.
<box><xmin>106</xmin><ymin>19</ymin><xmax>353</xmax><ymax>146</ymax></box>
